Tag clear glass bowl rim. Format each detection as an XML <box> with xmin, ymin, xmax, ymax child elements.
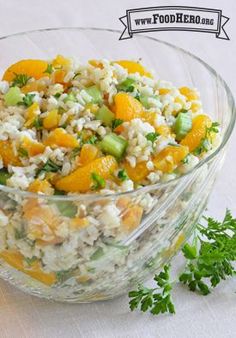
<box><xmin>0</xmin><ymin>26</ymin><xmax>235</xmax><ymax>201</ymax></box>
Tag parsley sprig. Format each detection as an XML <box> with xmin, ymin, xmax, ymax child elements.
<box><xmin>129</xmin><ymin>265</ymin><xmax>175</xmax><ymax>315</ymax></box>
<box><xmin>11</xmin><ymin>73</ymin><xmax>31</xmax><ymax>88</ymax></box>
<box><xmin>129</xmin><ymin>209</ymin><xmax>236</xmax><ymax>316</ymax></box>
<box><xmin>179</xmin><ymin>209</ymin><xmax>236</xmax><ymax>295</ymax></box>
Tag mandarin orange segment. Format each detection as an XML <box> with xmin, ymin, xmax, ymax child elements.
<box><xmin>0</xmin><ymin>250</ymin><xmax>56</xmax><ymax>286</ymax></box>
<box><xmin>159</xmin><ymin>88</ymin><xmax>171</xmax><ymax>95</ymax></box>
<box><xmin>52</xmin><ymin>55</ymin><xmax>71</xmax><ymax>68</ymax></box>
<box><xmin>179</xmin><ymin>86</ymin><xmax>199</xmax><ymax>101</ymax></box>
<box><xmin>89</xmin><ymin>60</ymin><xmax>103</xmax><ymax>69</ymax></box>
<box><xmin>43</xmin><ymin>109</ymin><xmax>59</xmax><ymax>130</ymax></box>
<box><xmin>2</xmin><ymin>59</ymin><xmax>48</xmax><ymax>82</ymax></box>
<box><xmin>24</xmin><ymin>102</ymin><xmax>40</xmax><ymax>127</ymax></box>
<box><xmin>124</xmin><ymin>161</ymin><xmax>149</xmax><ymax>183</ymax></box>
<box><xmin>69</xmin><ymin>217</ymin><xmax>89</xmax><ymax>231</ymax></box>
<box><xmin>44</xmin><ymin>128</ymin><xmax>79</xmax><ymax>148</ymax></box>
<box><xmin>51</xmin><ymin>69</ymin><xmax>67</xmax><ymax>84</ymax></box>
<box><xmin>140</xmin><ymin>111</ymin><xmax>158</xmax><ymax>126</ymax></box>
<box><xmin>21</xmin><ymin>81</ymin><xmax>46</xmax><ymax>94</ymax></box>
<box><xmin>153</xmin><ymin>145</ymin><xmax>189</xmax><ymax>173</ymax></box>
<box><xmin>0</xmin><ymin>140</ymin><xmax>22</xmax><ymax>166</ymax></box>
<box><xmin>180</xmin><ymin>114</ymin><xmax>212</xmax><ymax>152</ymax></box>
<box><xmin>80</xmin><ymin>144</ymin><xmax>99</xmax><ymax>165</ymax></box>
<box><xmin>121</xmin><ymin>205</ymin><xmax>143</xmax><ymax>232</ymax></box>
<box><xmin>28</xmin><ymin>179</ymin><xmax>53</xmax><ymax>194</ymax></box>
<box><xmin>55</xmin><ymin>155</ymin><xmax>117</xmax><ymax>192</ymax></box>
<box><xmin>21</xmin><ymin>136</ymin><xmax>45</xmax><ymax>156</ymax></box>
<box><xmin>155</xmin><ymin>125</ymin><xmax>171</xmax><ymax>137</ymax></box>
<box><xmin>114</xmin><ymin>92</ymin><xmax>143</xmax><ymax>121</ymax></box>
<box><xmin>114</xmin><ymin>60</ymin><xmax>152</xmax><ymax>78</ymax></box>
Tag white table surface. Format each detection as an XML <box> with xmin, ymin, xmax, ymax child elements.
<box><xmin>0</xmin><ymin>0</ymin><xmax>235</xmax><ymax>337</ymax></box>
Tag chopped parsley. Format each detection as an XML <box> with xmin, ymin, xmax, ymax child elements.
<box><xmin>36</xmin><ymin>159</ymin><xmax>62</xmax><ymax>177</ymax></box>
<box><xmin>146</xmin><ymin>132</ymin><xmax>159</xmax><ymax>143</ymax></box>
<box><xmin>18</xmin><ymin>147</ymin><xmax>28</xmax><ymax>158</ymax></box>
<box><xmin>33</xmin><ymin>117</ymin><xmax>43</xmax><ymax>130</ymax></box>
<box><xmin>15</xmin><ymin>228</ymin><xmax>26</xmax><ymax>240</ymax></box>
<box><xmin>181</xmin><ymin>154</ymin><xmax>190</xmax><ymax>164</ymax></box>
<box><xmin>43</xmin><ymin>63</ymin><xmax>54</xmax><ymax>75</ymax></box>
<box><xmin>70</xmin><ymin>146</ymin><xmax>81</xmax><ymax>159</ymax></box>
<box><xmin>11</xmin><ymin>73</ymin><xmax>31</xmax><ymax>88</ymax></box>
<box><xmin>21</xmin><ymin>93</ymin><xmax>35</xmax><ymax>107</ymax></box>
<box><xmin>118</xmin><ymin>169</ymin><xmax>129</xmax><ymax>181</ymax></box>
<box><xmin>24</xmin><ymin>256</ymin><xmax>37</xmax><ymax>266</ymax></box>
<box><xmin>91</xmin><ymin>172</ymin><xmax>105</xmax><ymax>190</ymax></box>
<box><xmin>54</xmin><ymin>93</ymin><xmax>61</xmax><ymax>99</ymax></box>
<box><xmin>112</xmin><ymin>119</ymin><xmax>124</xmax><ymax>130</ymax></box>
<box><xmin>86</xmin><ymin>135</ymin><xmax>98</xmax><ymax>145</ymax></box>
<box><xmin>207</xmin><ymin>121</ymin><xmax>220</xmax><ymax>134</ymax></box>
<box><xmin>194</xmin><ymin>138</ymin><xmax>211</xmax><ymax>156</ymax></box>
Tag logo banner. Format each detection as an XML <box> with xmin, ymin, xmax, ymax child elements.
<box><xmin>119</xmin><ymin>6</ymin><xmax>229</xmax><ymax>40</ymax></box>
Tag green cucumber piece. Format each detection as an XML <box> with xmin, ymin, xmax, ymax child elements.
<box><xmin>84</xmin><ymin>85</ymin><xmax>103</xmax><ymax>104</ymax></box>
<box><xmin>56</xmin><ymin>201</ymin><xmax>77</xmax><ymax>218</ymax></box>
<box><xmin>96</xmin><ymin>105</ymin><xmax>115</xmax><ymax>126</ymax></box>
<box><xmin>139</xmin><ymin>94</ymin><xmax>159</xmax><ymax>109</ymax></box>
<box><xmin>174</xmin><ymin>112</ymin><xmax>192</xmax><ymax>141</ymax></box>
<box><xmin>64</xmin><ymin>93</ymin><xmax>77</xmax><ymax>102</ymax></box>
<box><xmin>4</xmin><ymin>87</ymin><xmax>22</xmax><ymax>106</ymax></box>
<box><xmin>0</xmin><ymin>168</ymin><xmax>11</xmax><ymax>185</ymax></box>
<box><xmin>100</xmin><ymin>133</ymin><xmax>128</xmax><ymax>159</ymax></box>
<box><xmin>90</xmin><ymin>247</ymin><xmax>104</xmax><ymax>260</ymax></box>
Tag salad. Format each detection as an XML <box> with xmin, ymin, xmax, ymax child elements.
<box><xmin>0</xmin><ymin>56</ymin><xmax>220</xmax><ymax>294</ymax></box>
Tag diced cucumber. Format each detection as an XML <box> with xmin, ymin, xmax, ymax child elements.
<box><xmin>117</xmin><ymin>78</ymin><xmax>136</xmax><ymax>92</ymax></box>
<box><xmin>4</xmin><ymin>87</ymin><xmax>22</xmax><ymax>106</ymax></box>
<box><xmin>174</xmin><ymin>112</ymin><xmax>192</xmax><ymax>141</ymax></box>
<box><xmin>84</xmin><ymin>85</ymin><xmax>103</xmax><ymax>104</ymax></box>
<box><xmin>100</xmin><ymin>133</ymin><xmax>128</xmax><ymax>159</ymax></box>
<box><xmin>64</xmin><ymin>93</ymin><xmax>77</xmax><ymax>102</ymax></box>
<box><xmin>90</xmin><ymin>247</ymin><xmax>104</xmax><ymax>260</ymax></box>
<box><xmin>0</xmin><ymin>168</ymin><xmax>11</xmax><ymax>185</ymax></box>
<box><xmin>139</xmin><ymin>94</ymin><xmax>159</xmax><ymax>109</ymax></box>
<box><xmin>139</xmin><ymin>95</ymin><xmax>150</xmax><ymax>109</ymax></box>
<box><xmin>56</xmin><ymin>201</ymin><xmax>77</xmax><ymax>218</ymax></box>
<box><xmin>96</xmin><ymin>105</ymin><xmax>115</xmax><ymax>126</ymax></box>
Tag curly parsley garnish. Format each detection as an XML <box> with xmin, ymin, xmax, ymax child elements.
<box><xmin>129</xmin><ymin>265</ymin><xmax>175</xmax><ymax>315</ymax></box>
<box><xmin>129</xmin><ymin>209</ymin><xmax>236</xmax><ymax>316</ymax></box>
<box><xmin>179</xmin><ymin>209</ymin><xmax>236</xmax><ymax>295</ymax></box>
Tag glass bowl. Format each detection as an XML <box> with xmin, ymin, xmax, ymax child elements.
<box><xmin>0</xmin><ymin>28</ymin><xmax>234</xmax><ymax>303</ymax></box>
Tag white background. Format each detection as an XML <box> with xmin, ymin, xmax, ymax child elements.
<box><xmin>0</xmin><ymin>0</ymin><xmax>235</xmax><ymax>337</ymax></box>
